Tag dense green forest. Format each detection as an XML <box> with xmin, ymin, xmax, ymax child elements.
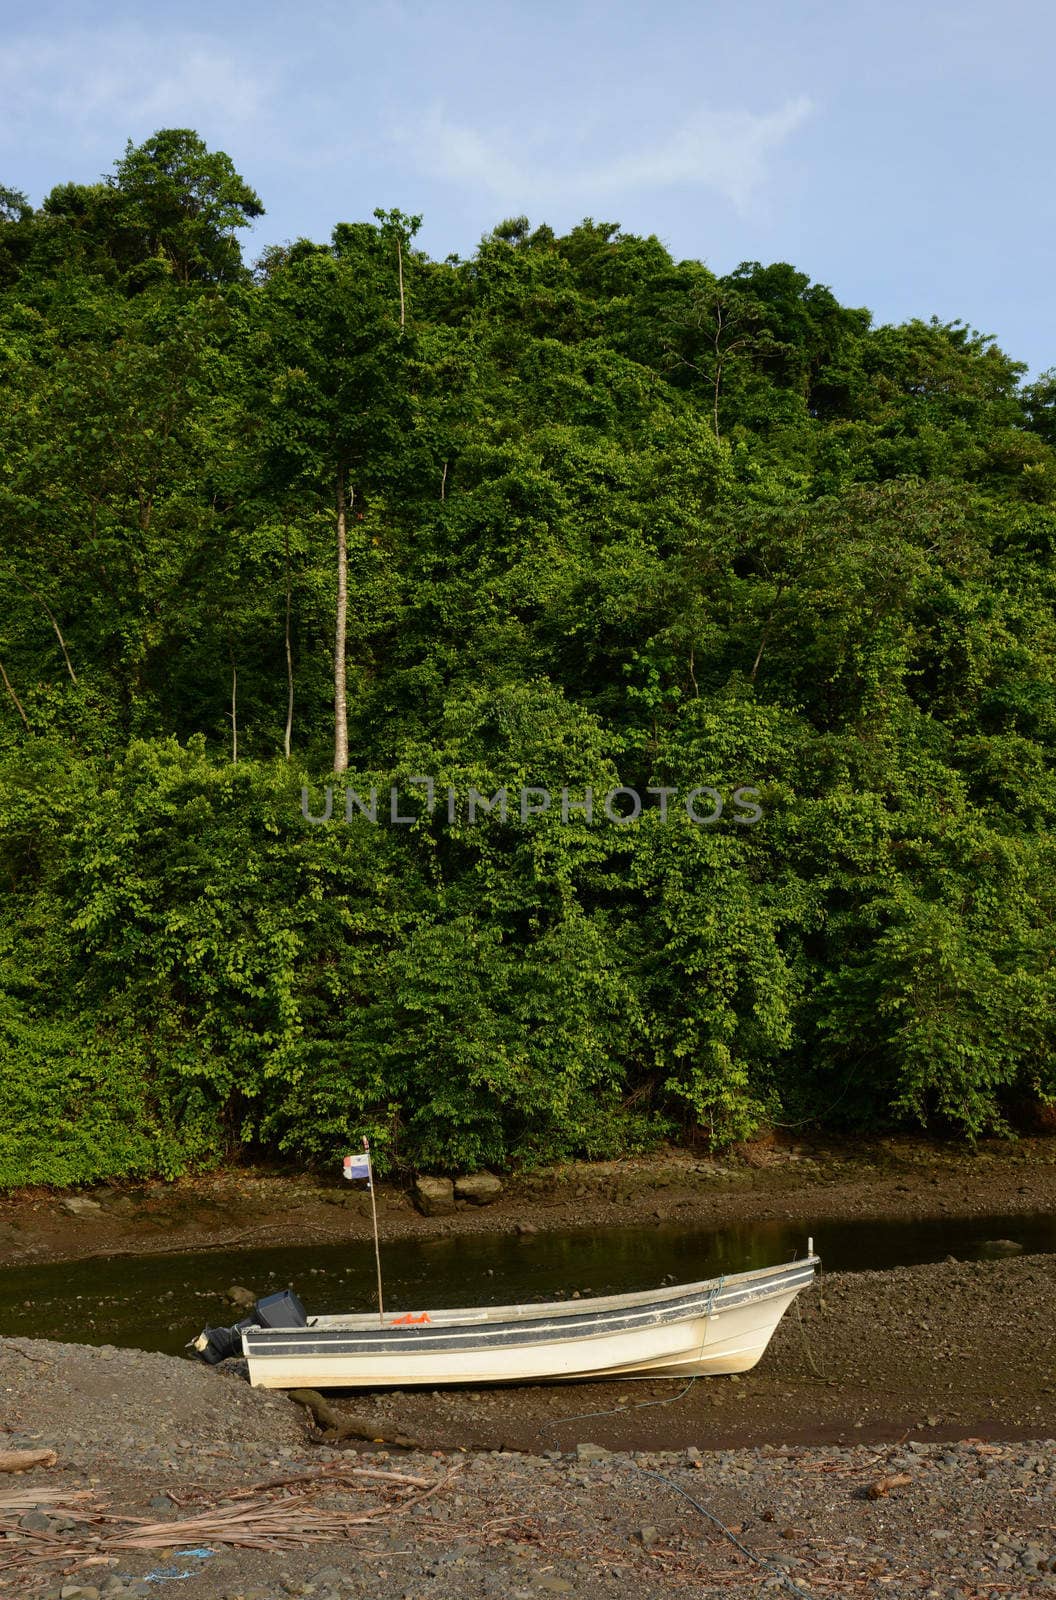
<box><xmin>2</xmin><ymin>130</ymin><xmax>1055</xmax><ymax>1186</ymax></box>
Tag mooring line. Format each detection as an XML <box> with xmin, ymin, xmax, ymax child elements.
<box><xmin>631</xmin><ymin>1464</ymin><xmax>816</xmax><ymax>1600</ymax></box>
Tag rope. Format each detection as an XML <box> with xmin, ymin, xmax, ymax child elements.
<box><xmin>794</xmin><ymin>1258</ymin><xmax>833</xmax><ymax>1384</ymax></box>
<box><xmin>542</xmin><ymin>1276</ymin><xmax>722</xmax><ymax>1432</ymax></box>
<box><xmin>541</xmin><ymin>1374</ymin><xmax>700</xmax><ymax>1433</ymax></box>
<box><xmin>631</xmin><ymin>1464</ymin><xmax>816</xmax><ymax>1600</ymax></box>
<box><xmin>532</xmin><ymin>1277</ymin><xmax>814</xmax><ymax>1599</ymax></box>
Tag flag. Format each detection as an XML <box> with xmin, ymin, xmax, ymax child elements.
<box><xmin>343</xmin><ymin>1153</ymin><xmax>371</xmax><ymax>1183</ymax></box>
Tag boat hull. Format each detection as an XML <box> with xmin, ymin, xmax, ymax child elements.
<box><xmin>242</xmin><ymin>1258</ymin><xmax>816</xmax><ymax>1391</ymax></box>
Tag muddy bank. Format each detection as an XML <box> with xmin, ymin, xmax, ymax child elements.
<box><xmin>2</xmin><ymin>1258</ymin><xmax>1056</xmax><ymax>1599</ymax></box>
<box><xmin>2</xmin><ymin>1135</ymin><xmax>1055</xmax><ymax>1269</ymax></box>
<box><xmin>282</xmin><ymin>1253</ymin><xmax>1056</xmax><ymax>1454</ymax></box>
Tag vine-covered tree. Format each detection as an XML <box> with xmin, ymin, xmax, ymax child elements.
<box><xmin>0</xmin><ymin>131</ymin><xmax>1054</xmax><ymax>1185</ymax></box>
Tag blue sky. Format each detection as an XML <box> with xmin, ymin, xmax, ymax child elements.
<box><xmin>4</xmin><ymin>0</ymin><xmax>1053</xmax><ymax>375</ymax></box>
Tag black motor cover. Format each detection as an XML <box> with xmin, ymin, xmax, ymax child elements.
<box><xmin>254</xmin><ymin>1288</ymin><xmax>307</xmax><ymax>1329</ymax></box>
<box><xmin>192</xmin><ymin>1287</ymin><xmax>308</xmax><ymax>1364</ymax></box>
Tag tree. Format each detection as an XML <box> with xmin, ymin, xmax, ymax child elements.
<box><xmin>41</xmin><ymin>130</ymin><xmax>263</xmax><ymax>288</ymax></box>
<box><xmin>257</xmin><ymin>226</ymin><xmax>420</xmax><ymax>772</ymax></box>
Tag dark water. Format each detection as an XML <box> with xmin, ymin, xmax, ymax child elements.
<box><xmin>2</xmin><ymin>1212</ymin><xmax>1054</xmax><ymax>1357</ymax></box>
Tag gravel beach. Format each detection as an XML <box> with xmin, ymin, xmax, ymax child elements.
<box><xmin>1</xmin><ymin>1255</ymin><xmax>1054</xmax><ymax>1599</ymax></box>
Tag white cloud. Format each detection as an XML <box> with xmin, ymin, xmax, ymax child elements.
<box><xmin>403</xmin><ymin>96</ymin><xmax>814</xmax><ymax>213</ymax></box>
<box><xmin>0</xmin><ymin>27</ymin><xmax>271</xmax><ymax>150</ymax></box>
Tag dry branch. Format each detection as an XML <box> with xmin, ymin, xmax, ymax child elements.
<box><xmin>0</xmin><ymin>1461</ymin><xmax>462</xmax><ymax>1571</ymax></box>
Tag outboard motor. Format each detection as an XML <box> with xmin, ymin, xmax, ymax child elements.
<box><xmin>191</xmin><ymin>1287</ymin><xmax>308</xmax><ymax>1365</ymax></box>
<box><xmin>193</xmin><ymin>1316</ymin><xmax>255</xmax><ymax>1365</ymax></box>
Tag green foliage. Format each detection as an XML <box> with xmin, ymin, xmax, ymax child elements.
<box><xmin>1</xmin><ymin>131</ymin><xmax>1055</xmax><ymax>1185</ymax></box>
<box><xmin>40</xmin><ymin>129</ymin><xmax>263</xmax><ymax>289</ymax></box>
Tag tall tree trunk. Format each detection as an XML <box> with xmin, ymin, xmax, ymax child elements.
<box><xmin>0</xmin><ymin>657</ymin><xmax>29</xmax><ymax>731</ymax></box>
<box><xmin>2</xmin><ymin>567</ymin><xmax>77</xmax><ymax>683</ymax></box>
<box><xmin>334</xmin><ymin>462</ymin><xmax>350</xmax><ymax>774</ymax></box>
<box><xmin>283</xmin><ymin>527</ymin><xmax>294</xmax><ymax>761</ymax></box>
<box><xmin>229</xmin><ymin>648</ymin><xmax>238</xmax><ymax>763</ymax></box>
<box><xmin>712</xmin><ymin>306</ymin><xmax>724</xmax><ymax>442</ymax></box>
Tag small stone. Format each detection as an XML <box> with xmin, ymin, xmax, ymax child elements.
<box><xmin>20</xmin><ymin>1510</ymin><xmax>57</xmax><ymax>1532</ymax></box>
<box><xmin>225</xmin><ymin>1284</ymin><xmax>257</xmax><ymax>1309</ymax></box>
<box><xmin>635</xmin><ymin>1525</ymin><xmax>660</xmax><ymax>1547</ymax></box>
<box><xmin>534</xmin><ymin>1579</ymin><xmax>574</xmax><ymax>1595</ymax></box>
<box><xmin>60</xmin><ymin>1197</ymin><xmax>103</xmax><ymax>1217</ymax></box>
<box><xmin>310</xmin><ymin>1569</ymin><xmax>349</xmax><ymax>1588</ymax></box>
<box><xmin>575</xmin><ymin>1442</ymin><xmax>609</xmax><ymax>1463</ymax></box>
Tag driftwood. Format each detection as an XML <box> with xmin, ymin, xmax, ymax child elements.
<box><xmin>0</xmin><ymin>1450</ymin><xmax>57</xmax><ymax>1474</ymax></box>
<box><xmin>865</xmin><ymin>1472</ymin><xmax>913</xmax><ymax>1499</ymax></box>
<box><xmin>235</xmin><ymin>1463</ymin><xmax>438</xmax><ymax>1495</ymax></box>
<box><xmin>0</xmin><ymin>1462</ymin><xmax>463</xmax><ymax>1568</ymax></box>
<box><xmin>287</xmin><ymin>1388</ymin><xmax>425</xmax><ymax>1450</ymax></box>
<box><xmin>0</xmin><ymin>1488</ymin><xmax>90</xmax><ymax>1515</ymax></box>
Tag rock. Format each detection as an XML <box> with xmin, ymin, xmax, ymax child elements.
<box><xmin>575</xmin><ymin>1442</ymin><xmax>610</xmax><ymax>1463</ymax></box>
<box><xmin>977</xmin><ymin>1239</ymin><xmax>1024</xmax><ymax>1258</ymax></box>
<box><xmin>635</xmin><ymin>1525</ymin><xmax>660</xmax><ymax>1547</ymax></box>
<box><xmin>414</xmin><ymin>1176</ymin><xmax>456</xmax><ymax>1216</ymax></box>
<box><xmin>20</xmin><ymin>1510</ymin><xmax>57</xmax><ymax>1531</ymax></box>
<box><xmin>515</xmin><ymin>1221</ymin><xmax>538</xmax><ymax>1235</ymax></box>
<box><xmin>534</xmin><ymin>1579</ymin><xmax>573</xmax><ymax>1595</ymax></box>
<box><xmin>225</xmin><ymin>1285</ymin><xmax>257</xmax><ymax>1309</ymax></box>
<box><xmin>454</xmin><ymin>1172</ymin><xmax>504</xmax><ymax>1206</ymax></box>
<box><xmin>60</xmin><ymin>1197</ymin><xmax>103</xmax><ymax>1217</ymax></box>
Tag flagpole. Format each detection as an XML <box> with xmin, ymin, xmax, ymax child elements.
<box><xmin>364</xmin><ymin>1137</ymin><xmax>385</xmax><ymax>1326</ymax></box>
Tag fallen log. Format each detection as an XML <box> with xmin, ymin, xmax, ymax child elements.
<box><xmin>0</xmin><ymin>1450</ymin><xmax>57</xmax><ymax>1474</ymax></box>
<box><xmin>286</xmin><ymin>1388</ymin><xmax>424</xmax><ymax>1450</ymax></box>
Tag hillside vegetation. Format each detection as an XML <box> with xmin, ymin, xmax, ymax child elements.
<box><xmin>1</xmin><ymin>131</ymin><xmax>1055</xmax><ymax>1184</ymax></box>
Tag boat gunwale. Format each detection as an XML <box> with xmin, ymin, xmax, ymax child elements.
<box><xmin>242</xmin><ymin>1257</ymin><xmax>817</xmax><ymax>1358</ymax></box>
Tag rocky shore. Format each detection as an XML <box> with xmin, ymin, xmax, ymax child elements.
<box><xmin>2</xmin><ymin>1135</ymin><xmax>1056</xmax><ymax>1270</ymax></box>
<box><xmin>1</xmin><ymin>1255</ymin><xmax>1054</xmax><ymax>1598</ymax></box>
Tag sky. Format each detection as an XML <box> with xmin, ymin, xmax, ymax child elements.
<box><xmin>3</xmin><ymin>0</ymin><xmax>1053</xmax><ymax>375</ymax></box>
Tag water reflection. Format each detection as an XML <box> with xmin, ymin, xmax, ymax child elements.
<box><xmin>1</xmin><ymin>1211</ymin><xmax>1053</xmax><ymax>1356</ymax></box>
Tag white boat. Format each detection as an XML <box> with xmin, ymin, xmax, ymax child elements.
<box><xmin>197</xmin><ymin>1254</ymin><xmax>818</xmax><ymax>1391</ymax></box>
